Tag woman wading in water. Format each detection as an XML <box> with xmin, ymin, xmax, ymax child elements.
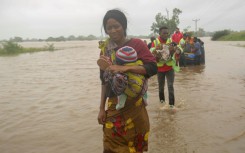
<box><xmin>97</xmin><ymin>9</ymin><xmax>157</xmax><ymax>153</ymax></box>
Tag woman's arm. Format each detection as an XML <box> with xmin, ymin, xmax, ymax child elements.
<box><xmin>100</xmin><ymin>84</ymin><xmax>107</xmax><ymax>110</ymax></box>
<box><xmin>107</xmin><ymin>62</ymin><xmax>157</xmax><ymax>77</ymax></box>
<box><xmin>107</xmin><ymin>64</ymin><xmax>146</xmax><ymax>75</ymax></box>
<box><xmin>107</xmin><ymin>39</ymin><xmax>157</xmax><ymax>77</ymax></box>
<box><xmin>98</xmin><ymin>69</ymin><xmax>107</xmax><ymax>125</ymax></box>
<box><xmin>105</xmin><ymin>38</ymin><xmax>157</xmax><ymax>80</ymax></box>
<box><xmin>98</xmin><ymin>84</ymin><xmax>107</xmax><ymax>125</ymax></box>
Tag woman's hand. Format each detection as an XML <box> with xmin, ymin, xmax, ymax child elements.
<box><xmin>97</xmin><ymin>109</ymin><xmax>106</xmax><ymax>125</ymax></box>
<box><xmin>106</xmin><ymin>63</ymin><xmax>146</xmax><ymax>75</ymax></box>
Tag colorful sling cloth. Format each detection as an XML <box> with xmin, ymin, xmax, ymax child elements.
<box><xmin>100</xmin><ymin>39</ymin><xmax>151</xmax><ymax>153</ymax></box>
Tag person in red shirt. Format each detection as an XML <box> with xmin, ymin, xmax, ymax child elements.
<box><xmin>150</xmin><ymin>26</ymin><xmax>179</xmax><ymax>108</ymax></box>
<box><xmin>171</xmin><ymin>27</ymin><xmax>183</xmax><ymax>44</ymax></box>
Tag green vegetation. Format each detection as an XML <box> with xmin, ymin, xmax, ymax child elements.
<box><xmin>0</xmin><ymin>35</ymin><xmax>99</xmax><ymax>43</ymax></box>
<box><xmin>1</xmin><ymin>35</ymin><xmax>99</xmax><ymax>42</ymax></box>
<box><xmin>218</xmin><ymin>31</ymin><xmax>245</xmax><ymax>41</ymax></box>
<box><xmin>44</xmin><ymin>43</ymin><xmax>55</xmax><ymax>51</ymax></box>
<box><xmin>0</xmin><ymin>41</ymin><xmax>55</xmax><ymax>56</ymax></box>
<box><xmin>151</xmin><ymin>8</ymin><xmax>182</xmax><ymax>35</ymax></box>
<box><xmin>211</xmin><ymin>30</ymin><xmax>231</xmax><ymax>40</ymax></box>
<box><xmin>46</xmin><ymin>34</ymin><xmax>97</xmax><ymax>41</ymax></box>
<box><xmin>212</xmin><ymin>30</ymin><xmax>245</xmax><ymax>41</ymax></box>
<box><xmin>149</xmin><ymin>8</ymin><xmax>212</xmax><ymax>37</ymax></box>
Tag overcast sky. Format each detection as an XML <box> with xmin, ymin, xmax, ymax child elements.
<box><xmin>0</xmin><ymin>0</ymin><xmax>245</xmax><ymax>40</ymax></box>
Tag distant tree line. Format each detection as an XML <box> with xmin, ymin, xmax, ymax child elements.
<box><xmin>2</xmin><ymin>7</ymin><xmax>243</xmax><ymax>44</ymax></box>
<box><xmin>1</xmin><ymin>35</ymin><xmax>99</xmax><ymax>42</ymax></box>
<box><xmin>46</xmin><ymin>35</ymin><xmax>97</xmax><ymax>41</ymax></box>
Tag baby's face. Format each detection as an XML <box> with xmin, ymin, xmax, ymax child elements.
<box><xmin>169</xmin><ymin>45</ymin><xmax>176</xmax><ymax>51</ymax></box>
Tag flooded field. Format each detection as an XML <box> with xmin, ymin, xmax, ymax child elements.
<box><xmin>0</xmin><ymin>38</ymin><xmax>244</xmax><ymax>153</ymax></box>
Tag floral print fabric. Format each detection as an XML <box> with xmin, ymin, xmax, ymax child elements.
<box><xmin>103</xmin><ymin>97</ymin><xmax>150</xmax><ymax>153</ymax></box>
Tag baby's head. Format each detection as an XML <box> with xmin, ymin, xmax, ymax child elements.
<box><xmin>116</xmin><ymin>46</ymin><xmax>137</xmax><ymax>65</ymax></box>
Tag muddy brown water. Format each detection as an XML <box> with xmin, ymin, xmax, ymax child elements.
<box><xmin>0</xmin><ymin>38</ymin><xmax>244</xmax><ymax>153</ymax></box>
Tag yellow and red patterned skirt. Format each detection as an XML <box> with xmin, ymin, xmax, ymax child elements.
<box><xmin>103</xmin><ymin>97</ymin><xmax>150</xmax><ymax>153</ymax></box>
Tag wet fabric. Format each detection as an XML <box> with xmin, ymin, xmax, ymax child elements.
<box><xmin>103</xmin><ymin>97</ymin><xmax>149</xmax><ymax>153</ymax></box>
<box><xmin>100</xmin><ymin>38</ymin><xmax>156</xmax><ymax>152</ymax></box>
<box><xmin>157</xmin><ymin>69</ymin><xmax>175</xmax><ymax>105</ymax></box>
<box><xmin>100</xmin><ymin>38</ymin><xmax>157</xmax><ymax>97</ymax></box>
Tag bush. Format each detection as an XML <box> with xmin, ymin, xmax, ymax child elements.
<box><xmin>0</xmin><ymin>41</ymin><xmax>23</xmax><ymax>54</ymax></box>
<box><xmin>218</xmin><ymin>31</ymin><xmax>245</xmax><ymax>41</ymax></box>
<box><xmin>211</xmin><ymin>30</ymin><xmax>230</xmax><ymax>41</ymax></box>
<box><xmin>44</xmin><ymin>43</ymin><xmax>55</xmax><ymax>51</ymax></box>
<box><xmin>0</xmin><ymin>41</ymin><xmax>56</xmax><ymax>55</ymax></box>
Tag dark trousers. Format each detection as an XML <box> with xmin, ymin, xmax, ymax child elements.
<box><xmin>157</xmin><ymin>69</ymin><xmax>175</xmax><ymax>105</ymax></box>
<box><xmin>180</xmin><ymin>53</ymin><xmax>186</xmax><ymax>67</ymax></box>
<box><xmin>195</xmin><ymin>55</ymin><xmax>201</xmax><ymax>65</ymax></box>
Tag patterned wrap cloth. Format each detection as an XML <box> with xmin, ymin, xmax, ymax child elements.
<box><xmin>100</xmin><ymin>38</ymin><xmax>156</xmax><ymax>153</ymax></box>
<box><xmin>103</xmin><ymin>97</ymin><xmax>149</xmax><ymax>153</ymax></box>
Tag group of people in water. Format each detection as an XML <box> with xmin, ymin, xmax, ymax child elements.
<box><xmin>146</xmin><ymin>27</ymin><xmax>205</xmax><ymax>67</ymax></box>
<box><xmin>97</xmin><ymin>9</ymin><xmax>204</xmax><ymax>153</ymax></box>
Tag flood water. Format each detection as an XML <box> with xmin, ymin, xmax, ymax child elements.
<box><xmin>0</xmin><ymin>38</ymin><xmax>244</xmax><ymax>153</ymax></box>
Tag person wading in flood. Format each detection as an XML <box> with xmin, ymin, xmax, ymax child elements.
<box><xmin>97</xmin><ymin>9</ymin><xmax>157</xmax><ymax>153</ymax></box>
<box><xmin>150</xmin><ymin>26</ymin><xmax>179</xmax><ymax>109</ymax></box>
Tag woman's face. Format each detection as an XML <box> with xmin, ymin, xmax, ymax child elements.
<box><xmin>105</xmin><ymin>18</ymin><xmax>125</xmax><ymax>44</ymax></box>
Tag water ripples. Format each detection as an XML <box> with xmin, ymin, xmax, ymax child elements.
<box><xmin>0</xmin><ymin>39</ymin><xmax>245</xmax><ymax>153</ymax></box>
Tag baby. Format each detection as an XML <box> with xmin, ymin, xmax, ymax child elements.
<box><xmin>97</xmin><ymin>46</ymin><xmax>147</xmax><ymax>110</ymax></box>
<box><xmin>113</xmin><ymin>46</ymin><xmax>147</xmax><ymax>110</ymax></box>
<box><xmin>115</xmin><ymin>46</ymin><xmax>148</xmax><ymax>110</ymax></box>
